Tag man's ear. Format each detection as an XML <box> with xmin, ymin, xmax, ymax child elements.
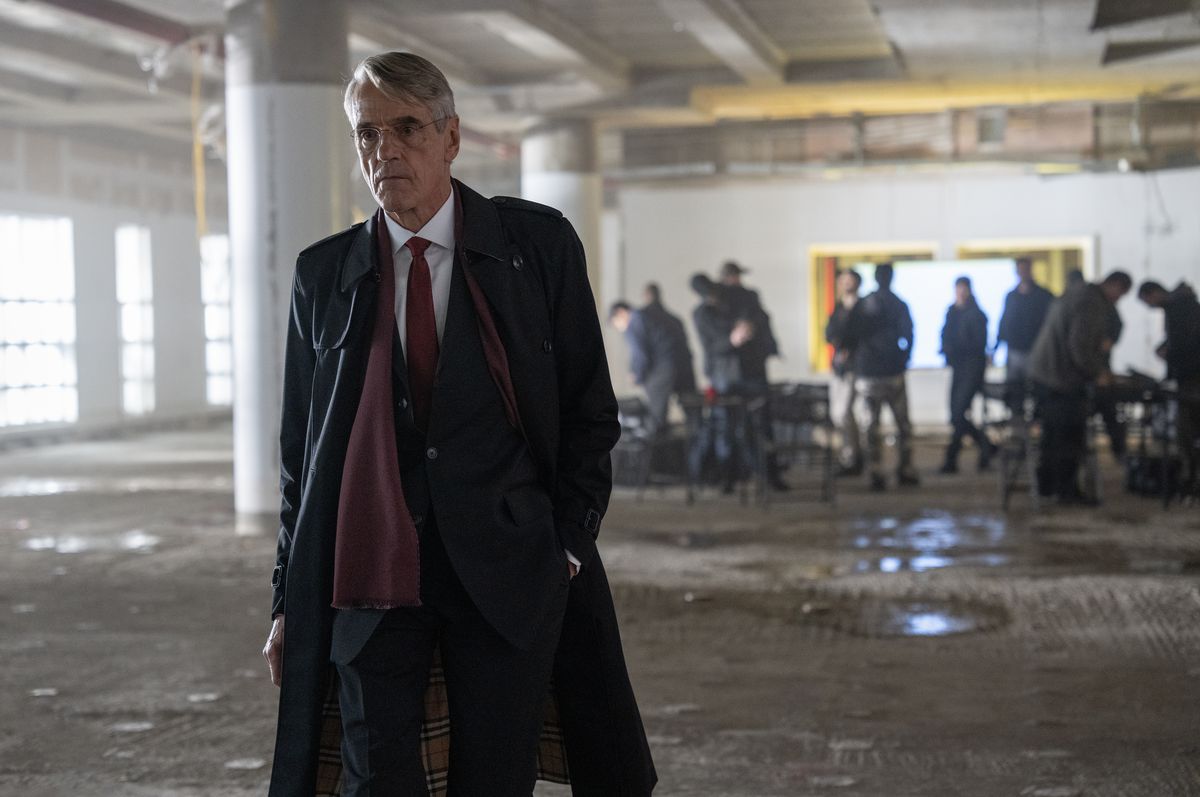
<box><xmin>445</xmin><ymin>116</ymin><xmax>461</xmax><ymax>164</ymax></box>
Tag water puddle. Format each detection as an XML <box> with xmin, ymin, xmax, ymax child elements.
<box><xmin>0</xmin><ymin>475</ymin><xmax>231</xmax><ymax>497</ymax></box>
<box><xmin>23</xmin><ymin>530</ymin><xmax>161</xmax><ymax>554</ymax></box>
<box><xmin>846</xmin><ymin>513</ymin><xmax>1013</xmax><ymax>574</ymax></box>
<box><xmin>803</xmin><ymin>596</ymin><xmax>1010</xmax><ymax>638</ymax></box>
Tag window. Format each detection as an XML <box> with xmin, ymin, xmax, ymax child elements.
<box><xmin>115</xmin><ymin>225</ymin><xmax>154</xmax><ymax>415</ymax></box>
<box><xmin>0</xmin><ymin>214</ymin><xmax>77</xmax><ymax>427</ymax></box>
<box><xmin>200</xmin><ymin>234</ymin><xmax>232</xmax><ymax>406</ymax></box>
<box><xmin>808</xmin><ymin>243</ymin><xmax>937</xmax><ymax>372</ymax></box>
<box><xmin>957</xmin><ymin>238</ymin><xmax>1091</xmax><ymax>297</ymax></box>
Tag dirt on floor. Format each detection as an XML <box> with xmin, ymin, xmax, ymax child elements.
<box><xmin>0</xmin><ymin>424</ymin><xmax>1198</xmax><ymax>796</ymax></box>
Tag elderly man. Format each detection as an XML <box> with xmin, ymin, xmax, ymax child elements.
<box><xmin>263</xmin><ymin>52</ymin><xmax>655</xmax><ymax>796</ymax></box>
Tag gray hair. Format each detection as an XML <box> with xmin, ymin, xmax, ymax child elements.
<box><xmin>344</xmin><ymin>52</ymin><xmax>456</xmax><ymax>128</ymax></box>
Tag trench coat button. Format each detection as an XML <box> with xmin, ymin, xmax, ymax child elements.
<box><xmin>511</xmin><ymin>254</ymin><xmax>524</xmax><ymax>270</ymax></box>
<box><xmin>542</xmin><ymin>339</ymin><xmax>552</xmax><ymax>353</ymax></box>
<box><xmin>426</xmin><ymin>447</ymin><xmax>439</xmax><ymax>460</ymax></box>
<box><xmin>398</xmin><ymin>397</ymin><xmax>408</xmax><ymax>410</ymax></box>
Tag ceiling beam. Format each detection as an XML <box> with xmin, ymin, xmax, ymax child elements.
<box><xmin>350</xmin><ymin>4</ymin><xmax>494</xmax><ymax>87</ymax></box>
<box><xmin>353</xmin><ymin>0</ymin><xmax>629</xmax><ymax>93</ymax></box>
<box><xmin>1101</xmin><ymin>38</ymin><xmax>1200</xmax><ymax>66</ymax></box>
<box><xmin>654</xmin><ymin>0</ymin><xmax>785</xmax><ymax>86</ymax></box>
<box><xmin>1090</xmin><ymin>0</ymin><xmax>1195</xmax><ymax>31</ymax></box>
<box><xmin>0</xmin><ymin>23</ymin><xmax>206</xmax><ymax>102</ymax></box>
<box><xmin>32</xmin><ymin>0</ymin><xmax>197</xmax><ymax>46</ymax></box>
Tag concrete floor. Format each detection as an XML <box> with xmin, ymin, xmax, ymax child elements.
<box><xmin>1</xmin><ymin>424</ymin><xmax>1198</xmax><ymax>796</ymax></box>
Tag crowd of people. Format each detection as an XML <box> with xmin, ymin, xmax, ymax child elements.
<box><xmin>610</xmin><ymin>255</ymin><xmax>1200</xmax><ymax>503</ymax></box>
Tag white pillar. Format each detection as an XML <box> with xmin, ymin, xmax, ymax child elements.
<box><xmin>520</xmin><ymin>121</ymin><xmax>603</xmax><ymax>294</ymax></box>
<box><xmin>225</xmin><ymin>0</ymin><xmax>350</xmax><ymax>520</ymax></box>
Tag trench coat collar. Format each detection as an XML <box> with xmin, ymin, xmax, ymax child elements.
<box><xmin>339</xmin><ymin>179</ymin><xmax>508</xmax><ymax>294</ymax></box>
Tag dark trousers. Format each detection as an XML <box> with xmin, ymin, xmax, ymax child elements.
<box><xmin>331</xmin><ymin>525</ymin><xmax>568</xmax><ymax>796</ymax></box>
<box><xmin>1035</xmin><ymin>384</ymin><xmax>1088</xmax><ymax>498</ymax></box>
<box><xmin>945</xmin><ymin>361</ymin><xmax>989</xmax><ymax>466</ymax></box>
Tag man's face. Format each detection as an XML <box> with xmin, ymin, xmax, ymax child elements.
<box><xmin>610</xmin><ymin>309</ymin><xmax>630</xmax><ymax>332</ymax></box>
<box><xmin>348</xmin><ymin>82</ymin><xmax>460</xmax><ymax>223</ymax></box>
<box><xmin>955</xmin><ymin>283</ymin><xmax>971</xmax><ymax>305</ymax></box>
<box><xmin>1102</xmin><ymin>282</ymin><xmax>1130</xmax><ymax>304</ymax></box>
<box><xmin>1015</xmin><ymin>260</ymin><xmax>1033</xmax><ymax>282</ymax></box>
<box><xmin>836</xmin><ymin>272</ymin><xmax>859</xmax><ymax>298</ymax></box>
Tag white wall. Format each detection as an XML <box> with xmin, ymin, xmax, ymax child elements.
<box><xmin>617</xmin><ymin>167</ymin><xmax>1200</xmax><ymax>425</ymax></box>
<box><xmin>0</xmin><ymin>126</ymin><xmax>226</xmax><ymax>429</ymax></box>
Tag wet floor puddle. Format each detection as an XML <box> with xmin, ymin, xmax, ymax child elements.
<box><xmin>22</xmin><ymin>530</ymin><xmax>161</xmax><ymax>554</ymax></box>
<box><xmin>798</xmin><ymin>596</ymin><xmax>1010</xmax><ymax>638</ymax></box>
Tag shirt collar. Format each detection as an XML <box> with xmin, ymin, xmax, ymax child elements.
<box><xmin>383</xmin><ymin>190</ymin><xmax>456</xmax><ymax>256</ymax></box>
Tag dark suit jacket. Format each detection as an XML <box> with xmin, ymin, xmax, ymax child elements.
<box><xmin>268</xmin><ymin>180</ymin><xmax>655</xmax><ymax>796</ymax></box>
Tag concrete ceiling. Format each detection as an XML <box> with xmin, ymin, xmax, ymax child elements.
<box><xmin>0</xmin><ymin>0</ymin><xmax>1198</xmax><ymax>157</ymax></box>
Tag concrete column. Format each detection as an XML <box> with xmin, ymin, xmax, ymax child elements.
<box><xmin>520</xmin><ymin>120</ymin><xmax>603</xmax><ymax>294</ymax></box>
<box><xmin>225</xmin><ymin>0</ymin><xmax>350</xmax><ymax>519</ymax></box>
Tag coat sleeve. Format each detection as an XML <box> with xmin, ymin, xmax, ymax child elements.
<box><xmin>550</xmin><ymin>220</ymin><xmax>620</xmax><ymax>570</ymax></box>
<box><xmin>1067</xmin><ymin>295</ymin><xmax>1110</xmax><ymax>380</ymax></box>
<box><xmin>273</xmin><ymin>264</ymin><xmax>315</xmax><ymax>618</ymax></box>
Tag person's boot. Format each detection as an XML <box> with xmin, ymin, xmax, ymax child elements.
<box><xmin>897</xmin><ymin>467</ymin><xmax>921</xmax><ymax>487</ymax></box>
<box><xmin>938</xmin><ymin>450</ymin><xmax>958</xmax><ymax>475</ymax></box>
<box><xmin>868</xmin><ymin>472</ymin><xmax>887</xmax><ymax>492</ymax></box>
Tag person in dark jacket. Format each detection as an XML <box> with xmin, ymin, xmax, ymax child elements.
<box><xmin>995</xmin><ymin>257</ymin><xmax>1053</xmax><ymax>408</ymax></box>
<box><xmin>609</xmin><ymin>287</ymin><xmax>696</xmax><ymax>435</ymax></box>
<box><xmin>939</xmin><ymin>277</ymin><xmax>996</xmax><ymax>473</ymax></box>
<box><xmin>691</xmin><ymin>272</ymin><xmax>756</xmax><ymax>492</ymax></box>
<box><xmin>264</xmin><ymin>52</ymin><xmax>655</xmax><ymax>797</ymax></box>
<box><xmin>845</xmin><ymin>263</ymin><xmax>919</xmax><ymax>491</ymax></box>
<box><xmin>1138</xmin><ymin>280</ymin><xmax>1200</xmax><ymax>479</ymax></box>
<box><xmin>825</xmin><ymin>269</ymin><xmax>863</xmax><ymax>475</ymax></box>
<box><xmin>718</xmin><ymin>261</ymin><xmax>787</xmax><ymax>490</ymax></box>
<box><xmin>1028</xmin><ymin>270</ymin><xmax>1131</xmax><ymax>503</ymax></box>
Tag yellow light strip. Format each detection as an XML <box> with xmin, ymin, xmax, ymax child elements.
<box><xmin>692</xmin><ymin>77</ymin><xmax>1195</xmax><ymax>120</ymax></box>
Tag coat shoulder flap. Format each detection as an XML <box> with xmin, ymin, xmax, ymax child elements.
<box><xmin>491</xmin><ymin>195</ymin><xmax>563</xmax><ymax>219</ymax></box>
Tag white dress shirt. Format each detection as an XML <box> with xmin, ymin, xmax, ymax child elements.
<box><xmin>383</xmin><ymin>191</ymin><xmax>456</xmax><ymax>349</ymax></box>
<box><xmin>380</xmin><ymin>193</ymin><xmax>580</xmax><ymax>570</ymax></box>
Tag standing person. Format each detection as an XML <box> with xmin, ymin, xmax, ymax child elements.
<box><xmin>263</xmin><ymin>52</ymin><xmax>655</xmax><ymax>797</ymax></box>
<box><xmin>825</xmin><ymin>269</ymin><xmax>863</xmax><ymax>476</ymax></box>
<box><xmin>691</xmin><ymin>272</ymin><xmax>754</xmax><ymax>492</ymax></box>
<box><xmin>995</xmin><ymin>256</ymin><xmax>1054</xmax><ymax>409</ymax></box>
<box><xmin>640</xmin><ymin>282</ymin><xmax>698</xmax><ymax>410</ymax></box>
<box><xmin>845</xmin><ymin>263</ymin><xmax>920</xmax><ymax>491</ymax></box>
<box><xmin>717</xmin><ymin>260</ymin><xmax>787</xmax><ymax>490</ymax></box>
<box><xmin>608</xmin><ymin>289</ymin><xmax>696</xmax><ymax>435</ymax></box>
<box><xmin>1137</xmin><ymin>280</ymin><xmax>1200</xmax><ymax>481</ymax></box>
<box><xmin>1027</xmin><ymin>271</ymin><xmax>1132</xmax><ymax>504</ymax></box>
<box><xmin>939</xmin><ymin>277</ymin><xmax>996</xmax><ymax>473</ymax></box>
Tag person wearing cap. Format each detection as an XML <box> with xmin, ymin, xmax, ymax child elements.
<box><xmin>690</xmin><ymin>272</ymin><xmax>755</xmax><ymax>491</ymax></box>
<box><xmin>717</xmin><ymin>260</ymin><xmax>787</xmax><ymax>491</ymax></box>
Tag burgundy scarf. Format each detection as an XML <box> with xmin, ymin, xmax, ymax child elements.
<box><xmin>331</xmin><ymin>192</ymin><xmax>524</xmax><ymax>609</ymax></box>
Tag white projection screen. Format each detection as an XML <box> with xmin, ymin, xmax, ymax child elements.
<box><xmin>851</xmin><ymin>259</ymin><xmax>1017</xmax><ymax>369</ymax></box>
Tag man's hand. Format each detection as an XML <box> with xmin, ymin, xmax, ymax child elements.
<box><xmin>568</xmin><ymin>560</ymin><xmax>579</xmax><ymax>579</ymax></box>
<box><xmin>730</xmin><ymin>320</ymin><xmax>754</xmax><ymax>347</ymax></box>
<box><xmin>264</xmin><ymin>615</ymin><xmax>285</xmax><ymax>687</ymax></box>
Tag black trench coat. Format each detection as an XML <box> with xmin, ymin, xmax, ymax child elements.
<box><xmin>267</xmin><ymin>181</ymin><xmax>656</xmax><ymax>796</ymax></box>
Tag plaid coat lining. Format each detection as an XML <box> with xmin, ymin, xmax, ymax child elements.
<box><xmin>313</xmin><ymin>649</ymin><xmax>570</xmax><ymax>795</ymax></box>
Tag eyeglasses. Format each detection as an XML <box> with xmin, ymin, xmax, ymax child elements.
<box><xmin>352</xmin><ymin>118</ymin><xmax>447</xmax><ymax>152</ymax></box>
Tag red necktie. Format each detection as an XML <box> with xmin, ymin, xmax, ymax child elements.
<box><xmin>405</xmin><ymin>236</ymin><xmax>438</xmax><ymax>432</ymax></box>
